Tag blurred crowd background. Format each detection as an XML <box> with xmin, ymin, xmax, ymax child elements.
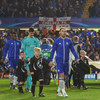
<box><xmin>0</xmin><ymin>0</ymin><xmax>85</xmax><ymax>17</ymax></box>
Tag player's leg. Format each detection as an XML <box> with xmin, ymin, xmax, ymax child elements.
<box><xmin>8</xmin><ymin>58</ymin><xmax>15</xmax><ymax>89</ymax></box>
<box><xmin>77</xmin><ymin>73</ymin><xmax>81</xmax><ymax>89</ymax></box>
<box><xmin>39</xmin><ymin>79</ymin><xmax>45</xmax><ymax>97</ymax></box>
<box><xmin>38</xmin><ymin>72</ymin><xmax>45</xmax><ymax>97</ymax></box>
<box><xmin>56</xmin><ymin>63</ymin><xmax>63</xmax><ymax>96</ymax></box>
<box><xmin>31</xmin><ymin>74</ymin><xmax>37</xmax><ymax>97</ymax></box>
<box><xmin>52</xmin><ymin>72</ymin><xmax>55</xmax><ymax>81</ymax></box>
<box><xmin>9</xmin><ymin>68</ymin><xmax>14</xmax><ymax>89</ymax></box>
<box><xmin>12</xmin><ymin>60</ymin><xmax>19</xmax><ymax>89</ymax></box>
<box><xmin>54</xmin><ymin>72</ymin><xmax>57</xmax><ymax>81</ymax></box>
<box><xmin>65</xmin><ymin>75</ymin><xmax>70</xmax><ymax>90</ymax></box>
<box><xmin>25</xmin><ymin>64</ymin><xmax>29</xmax><ymax>90</ymax></box>
<box><xmin>13</xmin><ymin>70</ymin><xmax>18</xmax><ymax>89</ymax></box>
<box><xmin>81</xmin><ymin>74</ymin><xmax>87</xmax><ymax>90</ymax></box>
<box><xmin>25</xmin><ymin>75</ymin><xmax>29</xmax><ymax>91</ymax></box>
<box><xmin>18</xmin><ymin>82</ymin><xmax>24</xmax><ymax>93</ymax></box>
<box><xmin>25</xmin><ymin>74</ymin><xmax>32</xmax><ymax>92</ymax></box>
<box><xmin>57</xmin><ymin>63</ymin><xmax>68</xmax><ymax>97</ymax></box>
<box><xmin>64</xmin><ymin>63</ymin><xmax>70</xmax><ymax>90</ymax></box>
<box><xmin>28</xmin><ymin>74</ymin><xmax>32</xmax><ymax>89</ymax></box>
<box><xmin>69</xmin><ymin>70</ymin><xmax>73</xmax><ymax>88</ymax></box>
<box><xmin>61</xmin><ymin>63</ymin><xmax>69</xmax><ymax>96</ymax></box>
<box><xmin>95</xmin><ymin>71</ymin><xmax>97</xmax><ymax>81</ymax></box>
<box><xmin>25</xmin><ymin>64</ymin><xmax>32</xmax><ymax>92</ymax></box>
<box><xmin>18</xmin><ymin>74</ymin><xmax>25</xmax><ymax>93</ymax></box>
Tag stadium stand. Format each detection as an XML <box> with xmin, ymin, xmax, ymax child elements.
<box><xmin>0</xmin><ymin>0</ymin><xmax>86</xmax><ymax>17</ymax></box>
<box><xmin>88</xmin><ymin>0</ymin><xmax>100</xmax><ymax>18</ymax></box>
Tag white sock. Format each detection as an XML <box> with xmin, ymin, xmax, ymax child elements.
<box><xmin>59</xmin><ymin>78</ymin><xmax>65</xmax><ymax>90</ymax></box>
<box><xmin>13</xmin><ymin>76</ymin><xmax>18</xmax><ymax>86</ymax></box>
<box><xmin>9</xmin><ymin>74</ymin><xmax>14</xmax><ymax>84</ymax></box>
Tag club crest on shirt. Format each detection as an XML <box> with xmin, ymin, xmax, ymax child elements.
<box><xmin>66</xmin><ymin>42</ymin><xmax>68</xmax><ymax>45</ymax></box>
<box><xmin>59</xmin><ymin>43</ymin><xmax>61</xmax><ymax>45</ymax></box>
<box><xmin>17</xmin><ymin>42</ymin><xmax>19</xmax><ymax>45</ymax></box>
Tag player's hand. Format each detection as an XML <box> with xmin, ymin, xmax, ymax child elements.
<box><xmin>76</xmin><ymin>59</ymin><xmax>80</xmax><ymax>63</ymax></box>
<box><xmin>3</xmin><ymin>60</ymin><xmax>6</xmax><ymax>64</ymax></box>
<box><xmin>27</xmin><ymin>57</ymin><xmax>30</xmax><ymax>62</ymax></box>
<box><xmin>31</xmin><ymin>72</ymin><xmax>34</xmax><ymax>75</ymax></box>
<box><xmin>49</xmin><ymin>61</ymin><xmax>54</xmax><ymax>67</ymax></box>
<box><xmin>27</xmin><ymin>71</ymin><xmax>31</xmax><ymax>75</ymax></box>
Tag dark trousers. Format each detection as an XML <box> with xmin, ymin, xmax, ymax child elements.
<box><xmin>77</xmin><ymin>72</ymin><xmax>85</xmax><ymax>88</ymax></box>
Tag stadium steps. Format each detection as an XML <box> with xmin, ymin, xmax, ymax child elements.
<box><xmin>81</xmin><ymin>0</ymin><xmax>95</xmax><ymax>18</ymax></box>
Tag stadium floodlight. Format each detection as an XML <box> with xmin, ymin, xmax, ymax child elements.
<box><xmin>34</xmin><ymin>28</ymin><xmax>38</xmax><ymax>31</ymax></box>
<box><xmin>82</xmin><ymin>28</ymin><xmax>85</xmax><ymax>30</ymax></box>
<box><xmin>87</xmin><ymin>28</ymin><xmax>100</xmax><ymax>30</ymax></box>
<box><xmin>0</xmin><ymin>28</ymin><xmax>5</xmax><ymax>30</ymax></box>
<box><xmin>20</xmin><ymin>28</ymin><xmax>38</xmax><ymax>31</ymax></box>
<box><xmin>20</xmin><ymin>28</ymin><xmax>29</xmax><ymax>30</ymax></box>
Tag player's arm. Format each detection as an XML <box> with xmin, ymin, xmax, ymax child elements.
<box><xmin>49</xmin><ymin>41</ymin><xmax>57</xmax><ymax>61</ymax></box>
<box><xmin>21</xmin><ymin>39</ymin><xmax>26</xmax><ymax>52</ymax></box>
<box><xmin>36</xmin><ymin>38</ymin><xmax>40</xmax><ymax>47</ymax></box>
<box><xmin>70</xmin><ymin>40</ymin><xmax>79</xmax><ymax>60</ymax></box>
<box><xmin>3</xmin><ymin>41</ymin><xmax>9</xmax><ymax>61</ymax></box>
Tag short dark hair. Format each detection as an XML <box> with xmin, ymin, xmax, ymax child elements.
<box><xmin>42</xmin><ymin>38</ymin><xmax>48</xmax><ymax>44</ymax></box>
<box><xmin>20</xmin><ymin>51</ymin><xmax>24</xmax><ymax>53</ymax></box>
<box><xmin>29</xmin><ymin>28</ymin><xmax>34</xmax><ymax>32</ymax></box>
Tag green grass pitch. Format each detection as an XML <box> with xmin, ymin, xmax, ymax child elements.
<box><xmin>0</xmin><ymin>79</ymin><xmax>100</xmax><ymax>100</ymax></box>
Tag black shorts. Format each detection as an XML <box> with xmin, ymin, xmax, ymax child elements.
<box><xmin>17</xmin><ymin>73</ymin><xmax>27</xmax><ymax>82</ymax></box>
<box><xmin>32</xmin><ymin>70</ymin><xmax>44</xmax><ymax>82</ymax></box>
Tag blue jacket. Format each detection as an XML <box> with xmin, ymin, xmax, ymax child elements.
<box><xmin>40</xmin><ymin>43</ymin><xmax>52</xmax><ymax>60</ymax></box>
<box><xmin>50</xmin><ymin>37</ymin><xmax>78</xmax><ymax>63</ymax></box>
<box><xmin>3</xmin><ymin>39</ymin><xmax>21</xmax><ymax>60</ymax></box>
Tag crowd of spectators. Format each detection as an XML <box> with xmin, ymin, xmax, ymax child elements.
<box><xmin>0</xmin><ymin>0</ymin><xmax>85</xmax><ymax>17</ymax></box>
<box><xmin>69</xmin><ymin>30</ymin><xmax>100</xmax><ymax>61</ymax></box>
<box><xmin>89</xmin><ymin>0</ymin><xmax>100</xmax><ymax>17</ymax></box>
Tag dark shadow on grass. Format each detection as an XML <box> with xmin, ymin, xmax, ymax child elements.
<box><xmin>87</xmin><ymin>86</ymin><xmax>100</xmax><ymax>89</ymax></box>
<box><xmin>86</xmin><ymin>83</ymin><xmax>100</xmax><ymax>85</ymax></box>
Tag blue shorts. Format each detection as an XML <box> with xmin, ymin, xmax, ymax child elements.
<box><xmin>8</xmin><ymin>58</ymin><xmax>19</xmax><ymax>70</ymax></box>
<box><xmin>57</xmin><ymin>62</ymin><xmax>69</xmax><ymax>75</ymax></box>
